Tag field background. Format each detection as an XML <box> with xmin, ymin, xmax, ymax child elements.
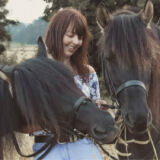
<box><xmin>2</xmin><ymin>44</ymin><xmax>117</xmax><ymax>160</ymax></box>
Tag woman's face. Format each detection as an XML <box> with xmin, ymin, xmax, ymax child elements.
<box><xmin>63</xmin><ymin>25</ymin><xmax>83</xmax><ymax>59</ymax></box>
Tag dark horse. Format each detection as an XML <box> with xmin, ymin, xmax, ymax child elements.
<box><xmin>96</xmin><ymin>0</ymin><xmax>160</xmax><ymax>159</ymax></box>
<box><xmin>0</xmin><ymin>37</ymin><xmax>119</xmax><ymax>159</ymax></box>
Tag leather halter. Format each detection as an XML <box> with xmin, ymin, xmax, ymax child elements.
<box><xmin>73</xmin><ymin>96</ymin><xmax>92</xmax><ymax>115</ymax></box>
<box><xmin>72</xmin><ymin>96</ymin><xmax>92</xmax><ymax>128</ymax></box>
<box><xmin>102</xmin><ymin>59</ymin><xmax>148</xmax><ymax>103</ymax></box>
<box><xmin>116</xmin><ymin>80</ymin><xmax>147</xmax><ymax>96</ymax></box>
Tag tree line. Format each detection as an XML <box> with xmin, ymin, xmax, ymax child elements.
<box><xmin>0</xmin><ymin>0</ymin><xmax>17</xmax><ymax>53</ymax></box>
<box><xmin>6</xmin><ymin>18</ymin><xmax>48</xmax><ymax>44</ymax></box>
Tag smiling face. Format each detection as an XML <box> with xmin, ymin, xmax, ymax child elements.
<box><xmin>45</xmin><ymin>8</ymin><xmax>90</xmax><ymax>80</ymax></box>
<box><xmin>63</xmin><ymin>24</ymin><xmax>83</xmax><ymax>59</ymax></box>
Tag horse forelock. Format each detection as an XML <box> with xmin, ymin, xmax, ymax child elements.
<box><xmin>101</xmin><ymin>10</ymin><xmax>159</xmax><ymax>69</ymax></box>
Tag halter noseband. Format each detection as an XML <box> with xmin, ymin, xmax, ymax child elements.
<box><xmin>102</xmin><ymin>59</ymin><xmax>148</xmax><ymax>102</ymax></box>
<box><xmin>116</xmin><ymin>80</ymin><xmax>147</xmax><ymax>96</ymax></box>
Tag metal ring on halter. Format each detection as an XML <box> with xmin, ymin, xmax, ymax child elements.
<box><xmin>116</xmin><ymin>80</ymin><xmax>147</xmax><ymax>96</ymax></box>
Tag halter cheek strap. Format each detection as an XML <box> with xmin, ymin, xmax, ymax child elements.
<box><xmin>72</xmin><ymin>96</ymin><xmax>92</xmax><ymax>130</ymax></box>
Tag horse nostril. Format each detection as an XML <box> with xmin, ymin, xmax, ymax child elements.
<box><xmin>91</xmin><ymin>125</ymin><xmax>109</xmax><ymax>140</ymax></box>
<box><xmin>93</xmin><ymin>126</ymin><xmax>106</xmax><ymax>135</ymax></box>
<box><xmin>124</xmin><ymin>113</ymin><xmax>148</xmax><ymax>132</ymax></box>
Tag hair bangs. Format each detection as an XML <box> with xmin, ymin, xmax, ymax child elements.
<box><xmin>104</xmin><ymin>14</ymin><xmax>152</xmax><ymax>66</ymax></box>
<box><xmin>70</xmin><ymin>14</ymin><xmax>87</xmax><ymax>39</ymax></box>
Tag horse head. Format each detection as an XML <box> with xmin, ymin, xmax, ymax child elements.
<box><xmin>96</xmin><ymin>1</ymin><xmax>156</xmax><ymax>134</ymax></box>
<box><xmin>0</xmin><ymin>58</ymin><xmax>119</xmax><ymax>145</ymax></box>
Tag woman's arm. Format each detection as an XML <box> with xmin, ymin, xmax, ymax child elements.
<box><xmin>88</xmin><ymin>65</ymin><xmax>100</xmax><ymax>100</ymax></box>
<box><xmin>88</xmin><ymin>65</ymin><xmax>108</xmax><ymax>110</ymax></box>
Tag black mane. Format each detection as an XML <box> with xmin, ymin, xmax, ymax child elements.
<box><xmin>13</xmin><ymin>58</ymin><xmax>84</xmax><ymax>130</ymax></box>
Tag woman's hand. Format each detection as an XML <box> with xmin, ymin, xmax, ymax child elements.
<box><xmin>96</xmin><ymin>99</ymin><xmax>109</xmax><ymax>111</ymax></box>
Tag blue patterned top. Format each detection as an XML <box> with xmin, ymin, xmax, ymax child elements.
<box><xmin>74</xmin><ymin>72</ymin><xmax>100</xmax><ymax>101</ymax></box>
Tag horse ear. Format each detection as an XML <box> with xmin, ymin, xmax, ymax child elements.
<box><xmin>141</xmin><ymin>0</ymin><xmax>154</xmax><ymax>26</ymax></box>
<box><xmin>96</xmin><ymin>4</ymin><xmax>111</xmax><ymax>30</ymax></box>
<box><xmin>0</xmin><ymin>65</ymin><xmax>13</xmax><ymax>81</ymax></box>
<box><xmin>36</xmin><ymin>36</ymin><xmax>47</xmax><ymax>57</ymax></box>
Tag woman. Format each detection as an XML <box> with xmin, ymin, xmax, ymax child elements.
<box><xmin>33</xmin><ymin>8</ymin><xmax>104</xmax><ymax>160</ymax></box>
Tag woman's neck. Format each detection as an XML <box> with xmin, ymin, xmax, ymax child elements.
<box><xmin>63</xmin><ymin>58</ymin><xmax>70</xmax><ymax>66</ymax></box>
<box><xmin>63</xmin><ymin>59</ymin><xmax>76</xmax><ymax>73</ymax></box>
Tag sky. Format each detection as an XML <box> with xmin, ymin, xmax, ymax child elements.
<box><xmin>6</xmin><ymin>0</ymin><xmax>47</xmax><ymax>24</ymax></box>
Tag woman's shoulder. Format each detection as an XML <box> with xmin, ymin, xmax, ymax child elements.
<box><xmin>87</xmin><ymin>65</ymin><xmax>96</xmax><ymax>74</ymax></box>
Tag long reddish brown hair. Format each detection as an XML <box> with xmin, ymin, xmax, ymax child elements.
<box><xmin>44</xmin><ymin>8</ymin><xmax>90</xmax><ymax>82</ymax></box>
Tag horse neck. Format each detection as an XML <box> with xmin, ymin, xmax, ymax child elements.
<box><xmin>148</xmin><ymin>56</ymin><xmax>160</xmax><ymax>130</ymax></box>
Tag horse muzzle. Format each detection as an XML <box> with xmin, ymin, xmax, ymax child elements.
<box><xmin>122</xmin><ymin>108</ymin><xmax>152</xmax><ymax>134</ymax></box>
<box><xmin>91</xmin><ymin>124</ymin><xmax>120</xmax><ymax>144</ymax></box>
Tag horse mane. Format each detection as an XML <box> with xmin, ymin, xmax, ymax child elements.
<box><xmin>0</xmin><ymin>78</ymin><xmax>19</xmax><ymax>154</ymax></box>
<box><xmin>146</xmin><ymin>23</ymin><xmax>160</xmax><ymax>129</ymax></box>
<box><xmin>13</xmin><ymin>57</ymin><xmax>84</xmax><ymax>133</ymax></box>
<box><xmin>0</xmin><ymin>78</ymin><xmax>20</xmax><ymax>136</ymax></box>
<box><xmin>148</xmin><ymin>57</ymin><xmax>160</xmax><ymax>129</ymax></box>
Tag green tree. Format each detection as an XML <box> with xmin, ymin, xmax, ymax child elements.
<box><xmin>43</xmin><ymin>0</ymin><xmax>71</xmax><ymax>21</ymax></box>
<box><xmin>0</xmin><ymin>0</ymin><xmax>17</xmax><ymax>54</ymax></box>
<box><xmin>7</xmin><ymin>18</ymin><xmax>48</xmax><ymax>44</ymax></box>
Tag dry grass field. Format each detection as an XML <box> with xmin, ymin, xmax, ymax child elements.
<box><xmin>2</xmin><ymin>44</ymin><xmax>118</xmax><ymax>160</ymax></box>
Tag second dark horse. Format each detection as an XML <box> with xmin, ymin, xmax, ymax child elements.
<box><xmin>96</xmin><ymin>0</ymin><xmax>160</xmax><ymax>159</ymax></box>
